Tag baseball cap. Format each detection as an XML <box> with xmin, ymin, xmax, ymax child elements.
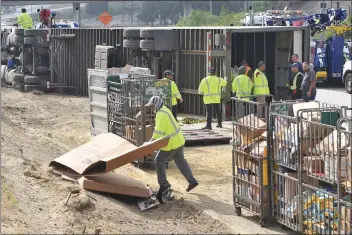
<box><xmin>145</xmin><ymin>96</ymin><xmax>163</xmax><ymax>108</ymax></box>
<box><xmin>208</xmin><ymin>67</ymin><xmax>216</xmax><ymax>74</ymax></box>
<box><xmin>291</xmin><ymin>63</ymin><xmax>299</xmax><ymax>68</ymax></box>
<box><xmin>238</xmin><ymin>66</ymin><xmax>246</xmax><ymax>75</ymax></box>
<box><xmin>258</xmin><ymin>61</ymin><xmax>265</xmax><ymax>67</ymax></box>
<box><xmin>163</xmin><ymin>70</ymin><xmax>174</xmax><ymax>77</ymax></box>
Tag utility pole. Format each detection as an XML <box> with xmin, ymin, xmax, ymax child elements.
<box><xmin>209</xmin><ymin>0</ymin><xmax>212</xmax><ymax>14</ymax></box>
<box><xmin>131</xmin><ymin>1</ymin><xmax>134</xmax><ymax>26</ymax></box>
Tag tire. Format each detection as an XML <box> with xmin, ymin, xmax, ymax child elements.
<box><xmin>123</xmin><ymin>39</ymin><xmax>140</xmax><ymax>49</ymax></box>
<box><xmin>24</xmin><ymin>37</ymin><xmax>37</xmax><ymax>45</ymax></box>
<box><xmin>123</xmin><ymin>28</ymin><xmax>140</xmax><ymax>38</ymax></box>
<box><xmin>24</xmin><ymin>75</ymin><xmax>41</xmax><ymax>84</ymax></box>
<box><xmin>140</xmin><ymin>29</ymin><xmax>154</xmax><ymax>38</ymax></box>
<box><xmin>345</xmin><ymin>73</ymin><xmax>352</xmax><ymax>94</ymax></box>
<box><xmin>140</xmin><ymin>39</ymin><xmax>154</xmax><ymax>50</ymax></box>
<box><xmin>12</xmin><ymin>82</ymin><xmax>25</xmax><ymax>91</ymax></box>
<box><xmin>14</xmin><ymin>35</ymin><xmax>24</xmax><ymax>45</ymax></box>
<box><xmin>36</xmin><ymin>47</ymin><xmax>48</xmax><ymax>56</ymax></box>
<box><xmin>14</xmin><ymin>29</ymin><xmax>24</xmax><ymax>36</ymax></box>
<box><xmin>24</xmin><ymin>29</ymin><xmax>43</xmax><ymax>37</ymax></box>
<box><xmin>13</xmin><ymin>73</ymin><xmax>25</xmax><ymax>83</ymax></box>
<box><xmin>36</xmin><ymin>66</ymin><xmax>49</xmax><ymax>75</ymax></box>
<box><xmin>24</xmin><ymin>84</ymin><xmax>42</xmax><ymax>92</ymax></box>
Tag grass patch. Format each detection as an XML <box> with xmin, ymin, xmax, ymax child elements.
<box><xmin>1</xmin><ymin>178</ymin><xmax>18</xmax><ymax>210</ymax></box>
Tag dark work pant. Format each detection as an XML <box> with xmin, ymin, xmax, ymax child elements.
<box><xmin>172</xmin><ymin>105</ymin><xmax>178</xmax><ymax>121</ymax></box>
<box><xmin>206</xmin><ymin>103</ymin><xmax>221</xmax><ymax>127</ymax></box>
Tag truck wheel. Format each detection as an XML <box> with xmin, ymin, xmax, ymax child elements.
<box><xmin>24</xmin><ymin>75</ymin><xmax>41</xmax><ymax>84</ymax></box>
<box><xmin>123</xmin><ymin>28</ymin><xmax>140</xmax><ymax>38</ymax></box>
<box><xmin>24</xmin><ymin>84</ymin><xmax>42</xmax><ymax>92</ymax></box>
<box><xmin>140</xmin><ymin>29</ymin><xmax>154</xmax><ymax>38</ymax></box>
<box><xmin>36</xmin><ymin>47</ymin><xmax>48</xmax><ymax>56</ymax></box>
<box><xmin>24</xmin><ymin>29</ymin><xmax>43</xmax><ymax>37</ymax></box>
<box><xmin>345</xmin><ymin>73</ymin><xmax>352</xmax><ymax>94</ymax></box>
<box><xmin>24</xmin><ymin>37</ymin><xmax>36</xmax><ymax>45</ymax></box>
<box><xmin>14</xmin><ymin>35</ymin><xmax>24</xmax><ymax>45</ymax></box>
<box><xmin>36</xmin><ymin>66</ymin><xmax>49</xmax><ymax>75</ymax></box>
<box><xmin>12</xmin><ymin>82</ymin><xmax>25</xmax><ymax>91</ymax></box>
<box><xmin>123</xmin><ymin>39</ymin><xmax>140</xmax><ymax>49</ymax></box>
<box><xmin>13</xmin><ymin>74</ymin><xmax>25</xmax><ymax>83</ymax></box>
<box><xmin>14</xmin><ymin>29</ymin><xmax>24</xmax><ymax>36</ymax></box>
<box><xmin>140</xmin><ymin>40</ymin><xmax>154</xmax><ymax>50</ymax></box>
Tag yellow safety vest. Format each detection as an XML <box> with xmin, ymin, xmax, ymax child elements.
<box><xmin>290</xmin><ymin>72</ymin><xmax>303</xmax><ymax>90</ymax></box>
<box><xmin>232</xmin><ymin>74</ymin><xmax>253</xmax><ymax>101</ymax></box>
<box><xmin>253</xmin><ymin>69</ymin><xmax>270</xmax><ymax>95</ymax></box>
<box><xmin>162</xmin><ymin>78</ymin><xmax>182</xmax><ymax>106</ymax></box>
<box><xmin>198</xmin><ymin>75</ymin><xmax>227</xmax><ymax>104</ymax></box>
<box><xmin>17</xmin><ymin>13</ymin><xmax>33</xmax><ymax>29</ymax></box>
<box><xmin>152</xmin><ymin>105</ymin><xmax>185</xmax><ymax>151</ymax></box>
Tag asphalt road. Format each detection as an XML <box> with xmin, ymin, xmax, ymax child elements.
<box><xmin>316</xmin><ymin>84</ymin><xmax>352</xmax><ymax>117</ymax></box>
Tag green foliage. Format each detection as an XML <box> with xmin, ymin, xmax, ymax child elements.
<box><xmin>176</xmin><ymin>8</ymin><xmax>245</xmax><ymax>27</ymax></box>
<box><xmin>312</xmin><ymin>30</ymin><xmax>336</xmax><ymax>40</ymax></box>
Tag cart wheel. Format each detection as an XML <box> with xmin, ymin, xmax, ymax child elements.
<box><xmin>235</xmin><ymin>207</ymin><xmax>241</xmax><ymax>216</ymax></box>
<box><xmin>260</xmin><ymin>218</ymin><xmax>266</xmax><ymax>228</ymax></box>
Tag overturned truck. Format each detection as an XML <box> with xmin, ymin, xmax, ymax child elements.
<box><xmin>1</xmin><ymin>26</ymin><xmax>310</xmax><ymax>118</ymax></box>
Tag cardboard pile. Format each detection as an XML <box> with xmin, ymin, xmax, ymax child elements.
<box><xmin>49</xmin><ymin>133</ymin><xmax>169</xmax><ymax>209</ymax></box>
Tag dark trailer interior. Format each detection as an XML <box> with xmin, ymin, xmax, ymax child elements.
<box><xmin>231</xmin><ymin>28</ymin><xmax>310</xmax><ymax>101</ymax></box>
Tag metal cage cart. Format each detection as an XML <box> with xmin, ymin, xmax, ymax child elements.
<box><xmin>337</xmin><ymin>118</ymin><xmax>351</xmax><ymax>235</ymax></box>
<box><xmin>107</xmin><ymin>74</ymin><xmax>172</xmax><ymax>166</ymax></box>
<box><xmin>232</xmin><ymin>95</ymin><xmax>272</xmax><ymax>227</ymax></box>
<box><xmin>268</xmin><ymin>100</ymin><xmax>350</xmax><ymax>234</ymax></box>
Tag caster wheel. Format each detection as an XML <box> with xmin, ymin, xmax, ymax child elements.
<box><xmin>235</xmin><ymin>207</ymin><xmax>242</xmax><ymax>216</ymax></box>
<box><xmin>260</xmin><ymin>218</ymin><xmax>266</xmax><ymax>227</ymax></box>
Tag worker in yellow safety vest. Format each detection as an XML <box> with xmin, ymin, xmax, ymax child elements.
<box><xmin>253</xmin><ymin>61</ymin><xmax>270</xmax><ymax>117</ymax></box>
<box><xmin>241</xmin><ymin>60</ymin><xmax>253</xmax><ymax>79</ymax></box>
<box><xmin>162</xmin><ymin>70</ymin><xmax>183</xmax><ymax>121</ymax></box>
<box><xmin>287</xmin><ymin>63</ymin><xmax>304</xmax><ymax>100</ymax></box>
<box><xmin>198</xmin><ymin>67</ymin><xmax>227</xmax><ymax>129</ymax></box>
<box><xmin>232</xmin><ymin>66</ymin><xmax>253</xmax><ymax>101</ymax></box>
<box><xmin>145</xmin><ymin>96</ymin><xmax>198</xmax><ymax>203</ymax></box>
<box><xmin>17</xmin><ymin>8</ymin><xmax>33</xmax><ymax>29</ymax></box>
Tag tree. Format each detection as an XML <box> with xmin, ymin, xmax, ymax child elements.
<box><xmin>136</xmin><ymin>1</ymin><xmax>159</xmax><ymax>26</ymax></box>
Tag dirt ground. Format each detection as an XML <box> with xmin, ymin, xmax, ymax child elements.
<box><xmin>1</xmin><ymin>87</ymin><xmax>288</xmax><ymax>234</ymax></box>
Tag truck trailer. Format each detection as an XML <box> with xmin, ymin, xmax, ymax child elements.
<box><xmin>1</xmin><ymin>26</ymin><xmax>311</xmax><ymax>118</ymax></box>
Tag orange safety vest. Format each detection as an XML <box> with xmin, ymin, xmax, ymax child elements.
<box><xmin>245</xmin><ymin>66</ymin><xmax>252</xmax><ymax>76</ymax></box>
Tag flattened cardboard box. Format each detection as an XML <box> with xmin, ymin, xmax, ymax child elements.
<box><xmin>49</xmin><ymin>133</ymin><xmax>169</xmax><ymax>175</ymax></box>
<box><xmin>50</xmin><ymin>133</ymin><xmax>169</xmax><ymax>198</ymax></box>
<box><xmin>79</xmin><ymin>174</ymin><xmax>152</xmax><ymax>198</ymax></box>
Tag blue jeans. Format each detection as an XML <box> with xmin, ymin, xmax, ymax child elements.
<box><xmin>302</xmin><ymin>90</ymin><xmax>316</xmax><ymax>101</ymax></box>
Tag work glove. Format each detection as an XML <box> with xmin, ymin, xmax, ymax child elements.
<box><xmin>292</xmin><ymin>90</ymin><xmax>297</xmax><ymax>96</ymax></box>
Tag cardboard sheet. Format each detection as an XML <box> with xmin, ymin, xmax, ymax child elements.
<box><xmin>78</xmin><ymin>174</ymin><xmax>151</xmax><ymax>198</ymax></box>
<box><xmin>293</xmin><ymin>102</ymin><xmax>319</xmax><ymax>118</ymax></box>
<box><xmin>49</xmin><ymin>133</ymin><xmax>169</xmax><ymax>175</ymax></box>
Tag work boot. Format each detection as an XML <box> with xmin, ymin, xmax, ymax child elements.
<box><xmin>156</xmin><ymin>186</ymin><xmax>172</xmax><ymax>203</ymax></box>
<box><xmin>186</xmin><ymin>181</ymin><xmax>199</xmax><ymax>192</ymax></box>
<box><xmin>216</xmin><ymin>123</ymin><xmax>222</xmax><ymax>128</ymax></box>
<box><xmin>201</xmin><ymin>126</ymin><xmax>212</xmax><ymax>130</ymax></box>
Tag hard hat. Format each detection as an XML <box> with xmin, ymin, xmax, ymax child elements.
<box><xmin>208</xmin><ymin>67</ymin><xmax>216</xmax><ymax>74</ymax></box>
